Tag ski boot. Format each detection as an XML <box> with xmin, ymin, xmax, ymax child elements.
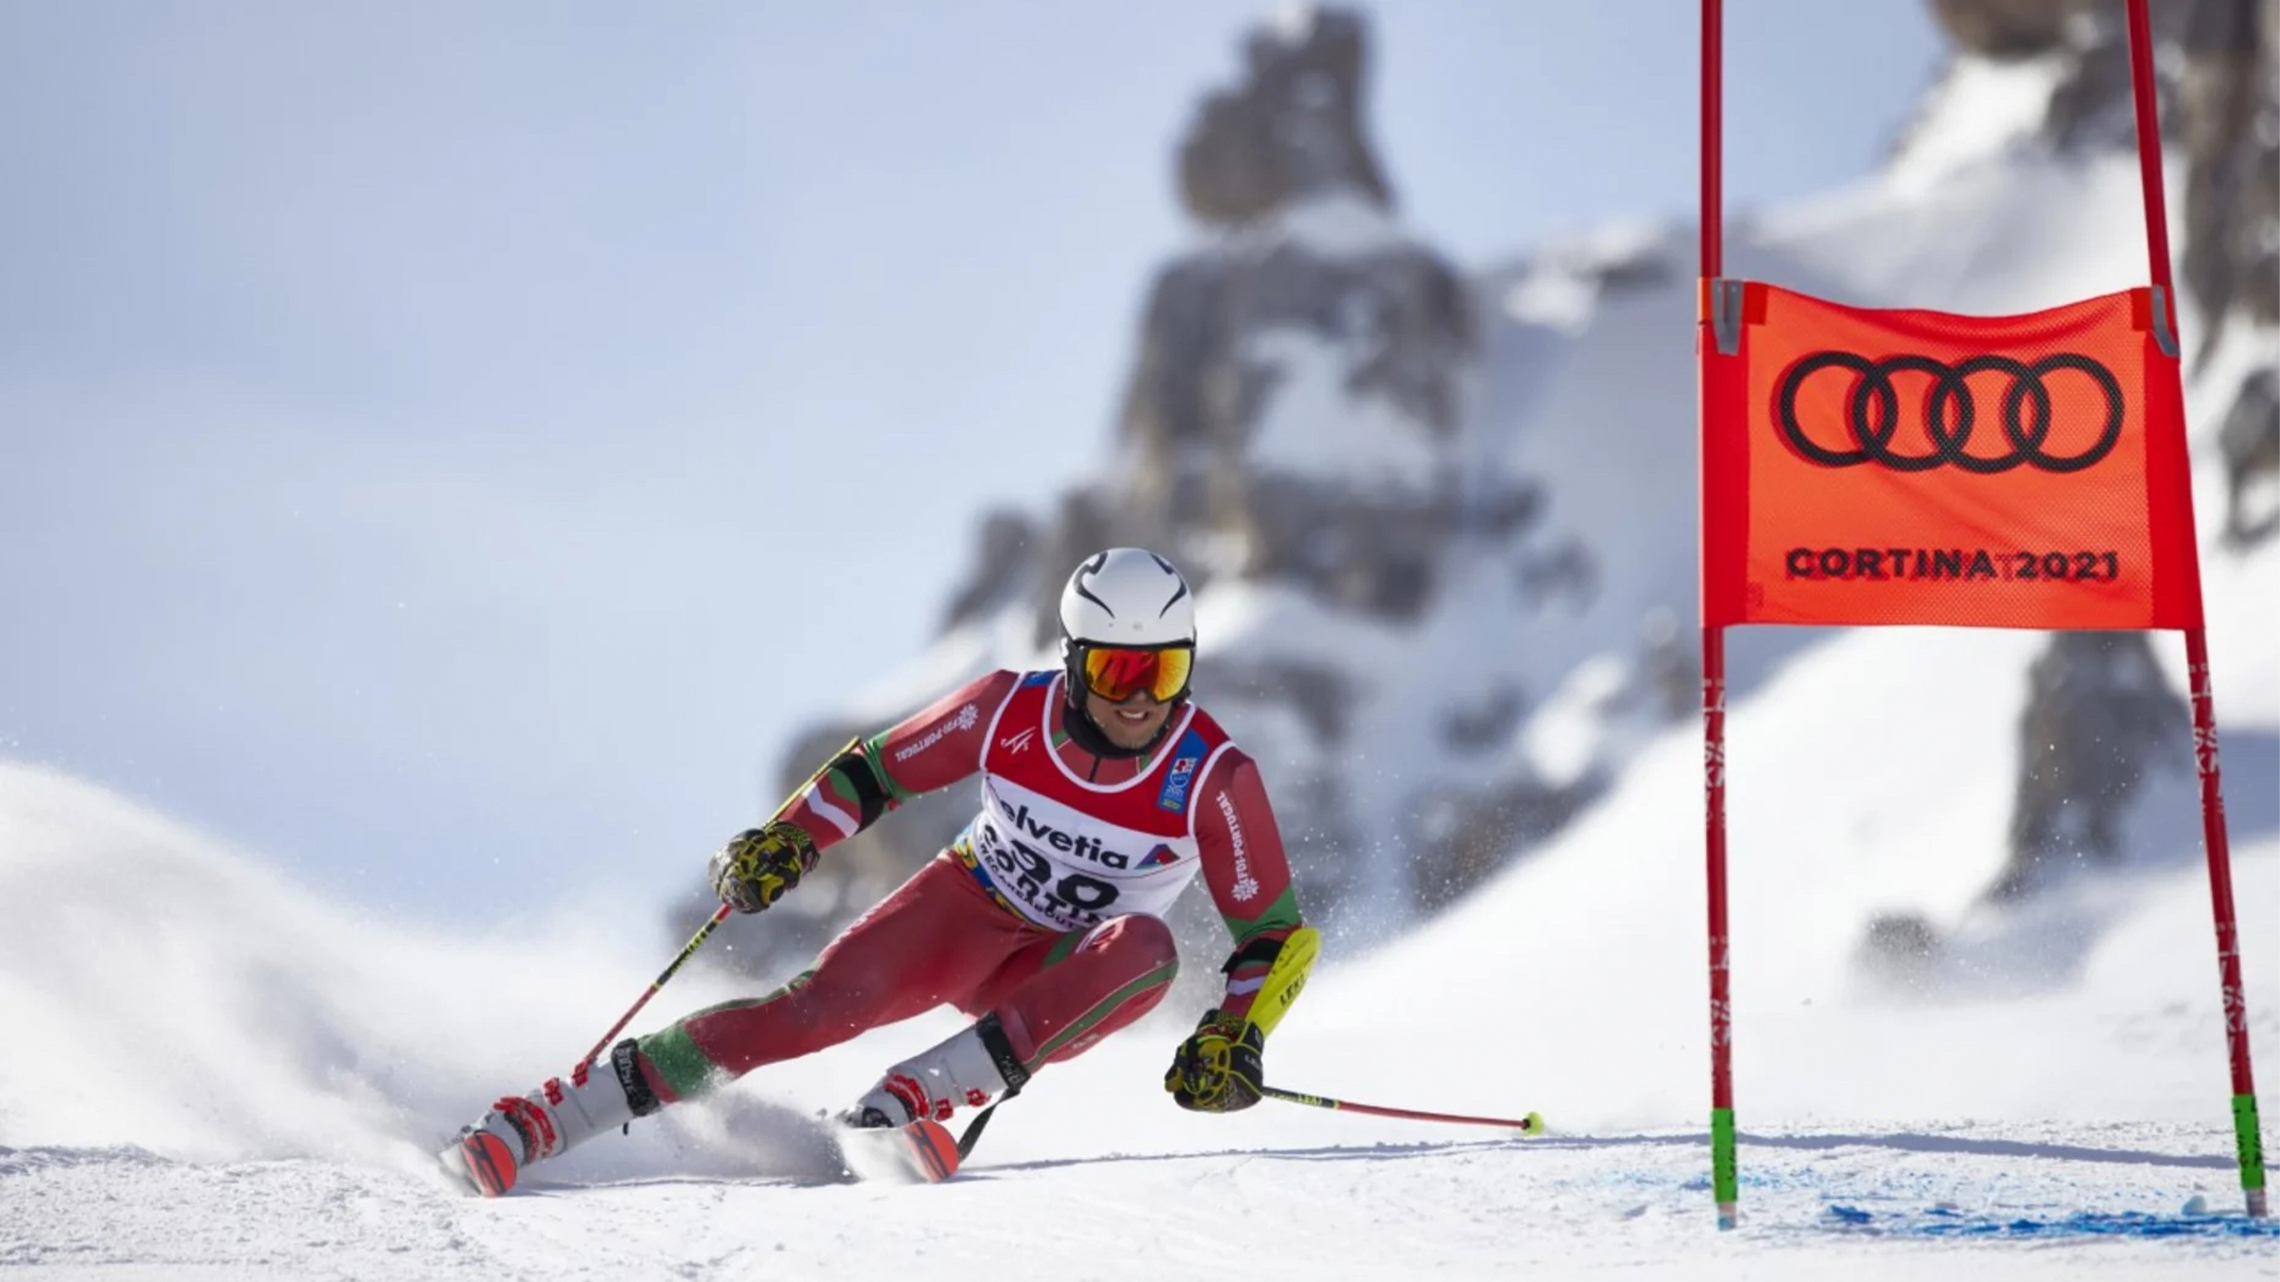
<box><xmin>836</xmin><ymin>1014</ymin><xmax>1030</xmax><ymax>1183</ymax></box>
<box><xmin>442</xmin><ymin>1038</ymin><xmax>658</xmax><ymax>1196</ymax></box>
<box><xmin>850</xmin><ymin>1011</ymin><xmax>1028</xmax><ymax>1126</ymax></box>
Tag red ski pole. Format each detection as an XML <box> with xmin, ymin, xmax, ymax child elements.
<box><xmin>569</xmin><ymin>902</ymin><xmax>733</xmax><ymax>1081</ymax></box>
<box><xmin>1263</xmin><ymin>1085</ymin><xmax>1544</xmax><ymax>1135</ymax></box>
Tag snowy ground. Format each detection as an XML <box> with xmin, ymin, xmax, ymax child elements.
<box><xmin>4</xmin><ymin>1119</ymin><xmax>2272</xmax><ymax>1281</ymax></box>
<box><xmin>3</xmin><ymin>608</ymin><xmax>2275</xmax><ymax>1278</ymax></box>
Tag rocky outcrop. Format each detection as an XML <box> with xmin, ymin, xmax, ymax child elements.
<box><xmin>1109</xmin><ymin>234</ymin><xmax>1485</xmax><ymax>622</ymax></box>
<box><xmin>1405</xmin><ymin>773</ymin><xmax>1601</xmax><ymax>914</ymax></box>
<box><xmin>1048</xmin><ymin>7</ymin><xmax>1518</xmax><ymax>917</ymax></box>
<box><xmin>675</xmin><ymin>10</ymin><xmax>1480</xmax><ymax>978</ymax></box>
<box><xmin>2220</xmin><ymin>366</ymin><xmax>2279</xmax><ymax>545</ymax></box>
<box><xmin>1919</xmin><ymin>0</ymin><xmax>2273</xmax><ymax>922</ymax></box>
<box><xmin>1855</xmin><ymin>631</ymin><xmax>2198</xmax><ymax>990</ymax></box>
<box><xmin>1927</xmin><ymin>0</ymin><xmax>2278</xmax><ymax>348</ymax></box>
<box><xmin>1177</xmin><ymin>9</ymin><xmax>1394</xmax><ymax>226</ymax></box>
<box><xmin>941</xmin><ymin>511</ymin><xmax>1041</xmax><ymax>631</ymax></box>
<box><xmin>1929</xmin><ymin>0</ymin><xmax>2090</xmax><ymax>56</ymax></box>
<box><xmin>1988</xmin><ymin>632</ymin><xmax>2192</xmax><ymax>902</ymax></box>
<box><xmin>2175</xmin><ymin>0</ymin><xmax>2279</xmax><ymax>341</ymax></box>
<box><xmin>1108</xmin><ymin>8</ymin><xmax>1481</xmax><ymax>628</ymax></box>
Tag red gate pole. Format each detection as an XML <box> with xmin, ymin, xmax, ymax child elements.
<box><xmin>1698</xmin><ymin>0</ymin><xmax>1739</xmax><ymax>1232</ymax></box>
<box><xmin>2122</xmin><ymin>0</ymin><xmax>2266</xmax><ymax>1218</ymax></box>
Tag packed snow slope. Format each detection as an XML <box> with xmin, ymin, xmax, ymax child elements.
<box><xmin>1</xmin><ymin>630</ymin><xmax>2275</xmax><ymax>1279</ymax></box>
<box><xmin>6</xmin><ymin>49</ymin><xmax>2280</xmax><ymax>1282</ymax></box>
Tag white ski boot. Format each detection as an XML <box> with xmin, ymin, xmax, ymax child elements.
<box><xmin>850</xmin><ymin>1012</ymin><xmax>1028</xmax><ymax>1127</ymax></box>
<box><xmin>443</xmin><ymin>1039</ymin><xmax>657</xmax><ymax>1196</ymax></box>
<box><xmin>836</xmin><ymin>1013</ymin><xmax>1032</xmax><ymax>1184</ymax></box>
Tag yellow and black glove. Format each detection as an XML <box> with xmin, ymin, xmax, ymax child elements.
<box><xmin>707</xmin><ymin>822</ymin><xmax>819</xmax><ymax>914</ymax></box>
<box><xmin>1165</xmin><ymin>1010</ymin><xmax>1265</xmax><ymax>1113</ymax></box>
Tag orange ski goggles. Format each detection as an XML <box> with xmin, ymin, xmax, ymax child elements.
<box><xmin>1075</xmin><ymin>643</ymin><xmax>1194</xmax><ymax>704</ymax></box>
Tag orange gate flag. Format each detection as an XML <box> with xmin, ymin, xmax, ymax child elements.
<box><xmin>1700</xmin><ymin>281</ymin><xmax>2204</xmax><ymax>631</ymax></box>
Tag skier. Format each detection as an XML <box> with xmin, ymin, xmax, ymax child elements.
<box><xmin>445</xmin><ymin>548</ymin><xmax>1317</xmax><ymax>1194</ymax></box>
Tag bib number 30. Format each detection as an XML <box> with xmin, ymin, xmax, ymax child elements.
<box><xmin>994</xmin><ymin>838</ymin><xmax>1122</xmax><ymax>922</ymax></box>
<box><xmin>1055</xmin><ymin>872</ymin><xmax>1117</xmax><ymax>913</ymax></box>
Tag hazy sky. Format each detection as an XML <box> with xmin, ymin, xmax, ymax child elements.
<box><xmin>0</xmin><ymin>1</ymin><xmax>1944</xmax><ymax>928</ymax></box>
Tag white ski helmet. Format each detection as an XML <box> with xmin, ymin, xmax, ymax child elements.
<box><xmin>1058</xmin><ymin>548</ymin><xmax>1196</xmax><ymax>650</ymax></box>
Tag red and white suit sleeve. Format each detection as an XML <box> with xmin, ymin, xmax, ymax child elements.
<box><xmin>1189</xmin><ymin>749</ymin><xmax>1306</xmax><ymax>1024</ymax></box>
<box><xmin>772</xmin><ymin>669</ymin><xmax>1021</xmax><ymax>854</ymax></box>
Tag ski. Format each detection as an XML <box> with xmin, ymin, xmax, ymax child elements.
<box><xmin>837</xmin><ymin>1116</ymin><xmax>963</xmax><ymax>1184</ymax></box>
<box><xmin>447</xmin><ymin>1129</ymin><xmax>517</xmax><ymax>1197</ymax></box>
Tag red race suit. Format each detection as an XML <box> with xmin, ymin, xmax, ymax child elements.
<box><xmin>631</xmin><ymin>669</ymin><xmax>1304</xmax><ymax>1103</ymax></box>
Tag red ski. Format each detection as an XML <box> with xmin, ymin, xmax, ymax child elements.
<box><xmin>837</xmin><ymin>1116</ymin><xmax>962</xmax><ymax>1184</ymax></box>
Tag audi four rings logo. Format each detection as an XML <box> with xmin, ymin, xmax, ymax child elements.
<box><xmin>1775</xmin><ymin>351</ymin><xmax>2125</xmax><ymax>474</ymax></box>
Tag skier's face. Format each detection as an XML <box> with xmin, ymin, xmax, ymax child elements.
<box><xmin>1085</xmin><ymin>688</ymin><xmax>1174</xmax><ymax>750</ymax></box>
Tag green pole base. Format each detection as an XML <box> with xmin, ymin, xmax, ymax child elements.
<box><xmin>2235</xmin><ymin>1093</ymin><xmax>2267</xmax><ymax>1217</ymax></box>
<box><xmin>1711</xmin><ymin>1105</ymin><xmax>1738</xmax><ymax>1225</ymax></box>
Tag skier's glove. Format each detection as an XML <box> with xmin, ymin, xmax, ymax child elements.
<box><xmin>708</xmin><ymin>822</ymin><xmax>819</xmax><ymax>914</ymax></box>
<box><xmin>1164</xmin><ymin>1010</ymin><xmax>1264</xmax><ymax>1113</ymax></box>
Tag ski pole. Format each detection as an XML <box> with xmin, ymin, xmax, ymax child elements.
<box><xmin>1262</xmin><ymin>1085</ymin><xmax>1544</xmax><ymax>1135</ymax></box>
<box><xmin>571</xmin><ymin>902</ymin><xmax>733</xmax><ymax>1080</ymax></box>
